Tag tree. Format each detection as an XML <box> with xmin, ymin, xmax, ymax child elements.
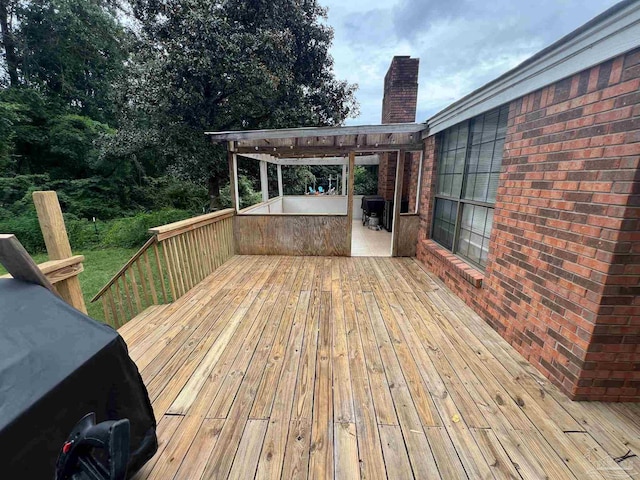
<box><xmin>18</xmin><ymin>0</ymin><xmax>127</xmax><ymax>124</ymax></box>
<box><xmin>0</xmin><ymin>0</ymin><xmax>127</xmax><ymax>180</ymax></box>
<box><xmin>0</xmin><ymin>0</ymin><xmax>18</xmax><ymax>86</ymax></box>
<box><xmin>117</xmin><ymin>0</ymin><xmax>358</xmax><ymax>208</ymax></box>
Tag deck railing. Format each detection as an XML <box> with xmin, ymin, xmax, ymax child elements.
<box><xmin>91</xmin><ymin>208</ymin><xmax>235</xmax><ymax>327</ymax></box>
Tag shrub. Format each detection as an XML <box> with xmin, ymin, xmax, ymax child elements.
<box><xmin>0</xmin><ymin>213</ymin><xmax>45</xmax><ymax>252</ymax></box>
<box><xmin>0</xmin><ymin>208</ymin><xmax>193</xmax><ymax>254</ymax></box>
<box><xmin>100</xmin><ymin>209</ymin><xmax>192</xmax><ymax>248</ymax></box>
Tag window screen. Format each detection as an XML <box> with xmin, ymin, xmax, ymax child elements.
<box><xmin>431</xmin><ymin>104</ymin><xmax>508</xmax><ymax>269</ymax></box>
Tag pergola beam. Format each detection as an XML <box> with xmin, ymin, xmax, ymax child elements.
<box><xmin>236</xmin><ymin>145</ymin><xmax>421</xmax><ymax>156</ymax></box>
<box><xmin>238</xmin><ymin>154</ymin><xmax>381</xmax><ymax>166</ymax></box>
<box><xmin>206</xmin><ymin>122</ymin><xmax>426</xmax><ymax>141</ymax></box>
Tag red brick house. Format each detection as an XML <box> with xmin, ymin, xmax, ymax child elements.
<box><xmin>401</xmin><ymin>0</ymin><xmax>640</xmax><ymax>401</ymax></box>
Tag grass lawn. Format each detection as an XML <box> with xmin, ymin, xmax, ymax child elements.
<box><xmin>1</xmin><ymin>247</ymin><xmax>137</xmax><ymax>324</ymax></box>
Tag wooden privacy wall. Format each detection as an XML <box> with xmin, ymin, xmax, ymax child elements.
<box><xmin>396</xmin><ymin>214</ymin><xmax>419</xmax><ymax>257</ymax></box>
<box><xmin>234</xmin><ymin>214</ymin><xmax>350</xmax><ymax>256</ymax></box>
<box><xmin>92</xmin><ymin>209</ymin><xmax>235</xmax><ymax>327</ymax></box>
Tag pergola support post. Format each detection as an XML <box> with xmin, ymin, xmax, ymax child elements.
<box><xmin>346</xmin><ymin>151</ymin><xmax>355</xmax><ymax>256</ymax></box>
<box><xmin>277</xmin><ymin>164</ymin><xmax>284</xmax><ymax>197</ymax></box>
<box><xmin>260</xmin><ymin>160</ymin><xmax>269</xmax><ymax>202</ymax></box>
<box><xmin>227</xmin><ymin>141</ymin><xmax>239</xmax><ymax>212</ymax></box>
<box><xmin>391</xmin><ymin>150</ymin><xmax>405</xmax><ymax>257</ymax></box>
<box><xmin>341</xmin><ymin>165</ymin><xmax>347</xmax><ymax>195</ymax></box>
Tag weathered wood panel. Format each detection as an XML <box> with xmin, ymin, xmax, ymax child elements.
<box><xmin>396</xmin><ymin>214</ymin><xmax>419</xmax><ymax>257</ymax></box>
<box><xmin>234</xmin><ymin>215</ymin><xmax>350</xmax><ymax>256</ymax></box>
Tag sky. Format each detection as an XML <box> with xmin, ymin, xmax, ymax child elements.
<box><xmin>320</xmin><ymin>0</ymin><xmax>621</xmax><ymax>125</ymax></box>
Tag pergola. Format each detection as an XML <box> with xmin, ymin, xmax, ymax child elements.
<box><xmin>206</xmin><ymin>122</ymin><xmax>428</xmax><ymax>256</ymax></box>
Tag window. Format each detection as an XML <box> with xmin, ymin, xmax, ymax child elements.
<box><xmin>431</xmin><ymin>104</ymin><xmax>508</xmax><ymax>269</ymax></box>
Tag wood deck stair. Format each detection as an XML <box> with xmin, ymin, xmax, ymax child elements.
<box><xmin>122</xmin><ymin>255</ymin><xmax>640</xmax><ymax>480</ymax></box>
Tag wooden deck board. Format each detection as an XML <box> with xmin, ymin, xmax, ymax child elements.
<box><xmin>125</xmin><ymin>255</ymin><xmax>640</xmax><ymax>480</ymax></box>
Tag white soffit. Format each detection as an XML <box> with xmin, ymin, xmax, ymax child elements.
<box><xmin>426</xmin><ymin>0</ymin><xmax>640</xmax><ymax>135</ymax></box>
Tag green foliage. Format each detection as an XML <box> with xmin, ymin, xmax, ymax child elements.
<box><xmin>282</xmin><ymin>166</ymin><xmax>316</xmax><ymax>195</ymax></box>
<box><xmin>100</xmin><ymin>209</ymin><xmax>192</xmax><ymax>248</ymax></box>
<box><xmin>0</xmin><ymin>101</ymin><xmax>20</xmax><ymax>170</ymax></box>
<box><xmin>47</xmin><ymin>115</ymin><xmax>114</xmax><ymax>177</ymax></box>
<box><xmin>0</xmin><ymin>0</ymin><xmax>358</xmax><ymax>241</ymax></box>
<box><xmin>0</xmin><ymin>212</ymin><xmax>45</xmax><ymax>252</ymax></box>
<box><xmin>0</xmin><ymin>208</ymin><xmax>193</xmax><ymax>253</ymax></box>
<box><xmin>218</xmin><ymin>175</ymin><xmax>263</xmax><ymax>209</ymax></box>
<box><xmin>18</xmin><ymin>0</ymin><xmax>127</xmax><ymax>123</ymax></box>
<box><xmin>115</xmin><ymin>0</ymin><xmax>358</xmax><ymax>206</ymax></box>
<box><xmin>0</xmin><ymin>174</ymin><xmax>208</xmax><ymax>219</ymax></box>
<box><xmin>354</xmin><ymin>165</ymin><xmax>378</xmax><ymax>195</ymax></box>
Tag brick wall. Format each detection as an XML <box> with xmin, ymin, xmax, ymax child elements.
<box><xmin>416</xmin><ymin>48</ymin><xmax>640</xmax><ymax>401</ymax></box>
<box><xmin>378</xmin><ymin>152</ymin><xmax>396</xmax><ymax>201</ymax></box>
<box><xmin>379</xmin><ymin>57</ymin><xmax>419</xmax><ymax>201</ymax></box>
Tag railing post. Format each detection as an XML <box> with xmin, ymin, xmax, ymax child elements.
<box><xmin>32</xmin><ymin>191</ymin><xmax>87</xmax><ymax>313</ymax></box>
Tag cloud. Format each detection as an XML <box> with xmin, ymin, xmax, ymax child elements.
<box><xmin>321</xmin><ymin>0</ymin><xmax>621</xmax><ymax>125</ymax></box>
<box><xmin>392</xmin><ymin>0</ymin><xmax>471</xmax><ymax>40</ymax></box>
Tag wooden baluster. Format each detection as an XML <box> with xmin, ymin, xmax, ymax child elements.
<box><xmin>154</xmin><ymin>242</ymin><xmax>169</xmax><ymax>303</ymax></box>
<box><xmin>136</xmin><ymin>258</ymin><xmax>150</xmax><ymax>306</ymax></box>
<box><xmin>197</xmin><ymin>227</ymin><xmax>210</xmax><ymax>278</ymax></box>
<box><xmin>128</xmin><ymin>267</ymin><xmax>143</xmax><ymax>314</ymax></box>
<box><xmin>160</xmin><ymin>241</ymin><xmax>177</xmax><ymax>301</ymax></box>
<box><xmin>170</xmin><ymin>237</ymin><xmax>185</xmax><ymax>297</ymax></box>
<box><xmin>208</xmin><ymin>224</ymin><xmax>219</xmax><ymax>270</ymax></box>
<box><xmin>210</xmin><ymin>224</ymin><xmax>220</xmax><ymax>269</ymax></box>
<box><xmin>189</xmin><ymin>230</ymin><xmax>201</xmax><ymax>284</ymax></box>
<box><xmin>143</xmin><ymin>250</ymin><xmax>158</xmax><ymax>304</ymax></box>
<box><xmin>206</xmin><ymin>225</ymin><xmax>216</xmax><ymax>273</ymax></box>
<box><xmin>106</xmin><ymin>287</ymin><xmax>119</xmax><ymax>328</ymax></box>
<box><xmin>216</xmin><ymin>222</ymin><xmax>227</xmax><ymax>264</ymax></box>
<box><xmin>229</xmin><ymin>217</ymin><xmax>235</xmax><ymax>256</ymax></box>
<box><xmin>121</xmin><ymin>274</ymin><xmax>135</xmax><ymax>318</ymax></box>
<box><xmin>195</xmin><ymin>228</ymin><xmax>206</xmax><ymax>278</ymax></box>
<box><xmin>226</xmin><ymin>217</ymin><xmax>233</xmax><ymax>258</ymax></box>
<box><xmin>178</xmin><ymin>234</ymin><xmax>193</xmax><ymax>291</ymax></box>
<box><xmin>101</xmin><ymin>296</ymin><xmax>111</xmax><ymax>327</ymax></box>
<box><xmin>113</xmin><ymin>280</ymin><xmax>126</xmax><ymax>327</ymax></box>
<box><xmin>189</xmin><ymin>230</ymin><xmax>202</xmax><ymax>283</ymax></box>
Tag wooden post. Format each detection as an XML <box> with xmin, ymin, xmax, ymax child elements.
<box><xmin>414</xmin><ymin>150</ymin><xmax>424</xmax><ymax>214</ymax></box>
<box><xmin>32</xmin><ymin>191</ymin><xmax>87</xmax><ymax>313</ymax></box>
<box><xmin>341</xmin><ymin>165</ymin><xmax>347</xmax><ymax>195</ymax></box>
<box><xmin>346</xmin><ymin>151</ymin><xmax>356</xmax><ymax>256</ymax></box>
<box><xmin>391</xmin><ymin>150</ymin><xmax>405</xmax><ymax>257</ymax></box>
<box><xmin>277</xmin><ymin>164</ymin><xmax>284</xmax><ymax>197</ymax></box>
<box><xmin>227</xmin><ymin>141</ymin><xmax>238</xmax><ymax>212</ymax></box>
<box><xmin>259</xmin><ymin>160</ymin><xmax>269</xmax><ymax>202</ymax></box>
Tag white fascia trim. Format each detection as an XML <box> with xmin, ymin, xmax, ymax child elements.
<box><xmin>426</xmin><ymin>0</ymin><xmax>640</xmax><ymax>135</ymax></box>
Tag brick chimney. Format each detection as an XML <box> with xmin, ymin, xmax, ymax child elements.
<box><xmin>378</xmin><ymin>56</ymin><xmax>419</xmax><ymax>201</ymax></box>
<box><xmin>382</xmin><ymin>56</ymin><xmax>419</xmax><ymax>123</ymax></box>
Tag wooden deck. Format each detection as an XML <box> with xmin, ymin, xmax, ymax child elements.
<box><xmin>122</xmin><ymin>255</ymin><xmax>640</xmax><ymax>480</ymax></box>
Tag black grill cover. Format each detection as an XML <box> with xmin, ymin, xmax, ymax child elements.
<box><xmin>361</xmin><ymin>195</ymin><xmax>385</xmax><ymax>217</ymax></box>
<box><xmin>0</xmin><ymin>279</ymin><xmax>157</xmax><ymax>478</ymax></box>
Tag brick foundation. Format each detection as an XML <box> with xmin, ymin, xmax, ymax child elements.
<box><xmin>417</xmin><ymin>48</ymin><xmax>640</xmax><ymax>401</ymax></box>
